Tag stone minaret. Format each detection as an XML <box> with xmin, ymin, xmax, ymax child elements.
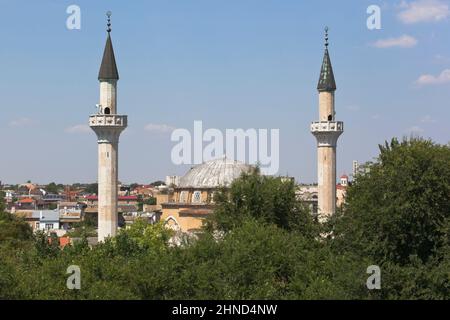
<box><xmin>311</xmin><ymin>28</ymin><xmax>344</xmax><ymax>221</ymax></box>
<box><xmin>89</xmin><ymin>12</ymin><xmax>127</xmax><ymax>242</ymax></box>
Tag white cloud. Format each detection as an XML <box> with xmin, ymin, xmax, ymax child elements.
<box><xmin>433</xmin><ymin>54</ymin><xmax>450</xmax><ymax>64</ymax></box>
<box><xmin>398</xmin><ymin>0</ymin><xmax>450</xmax><ymax>24</ymax></box>
<box><xmin>415</xmin><ymin>69</ymin><xmax>450</xmax><ymax>85</ymax></box>
<box><xmin>420</xmin><ymin>115</ymin><xmax>437</xmax><ymax>123</ymax></box>
<box><xmin>372</xmin><ymin>35</ymin><xmax>418</xmax><ymax>48</ymax></box>
<box><xmin>144</xmin><ymin>123</ymin><xmax>176</xmax><ymax>133</ymax></box>
<box><xmin>65</xmin><ymin>124</ymin><xmax>91</xmax><ymax>134</ymax></box>
<box><xmin>9</xmin><ymin>117</ymin><xmax>36</xmax><ymax>127</ymax></box>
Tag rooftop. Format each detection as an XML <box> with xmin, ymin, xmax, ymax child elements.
<box><xmin>178</xmin><ymin>158</ymin><xmax>253</xmax><ymax>189</ymax></box>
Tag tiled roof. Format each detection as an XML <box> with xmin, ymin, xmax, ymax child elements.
<box><xmin>17</xmin><ymin>198</ymin><xmax>35</xmax><ymax>203</ymax></box>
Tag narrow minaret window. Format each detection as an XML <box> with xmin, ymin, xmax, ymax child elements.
<box><xmin>89</xmin><ymin>11</ymin><xmax>128</xmax><ymax>242</ymax></box>
<box><xmin>310</xmin><ymin>27</ymin><xmax>344</xmax><ymax>222</ymax></box>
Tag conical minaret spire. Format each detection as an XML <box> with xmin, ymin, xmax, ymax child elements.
<box><xmin>98</xmin><ymin>11</ymin><xmax>119</xmax><ymax>81</ymax></box>
<box><xmin>317</xmin><ymin>27</ymin><xmax>336</xmax><ymax>92</ymax></box>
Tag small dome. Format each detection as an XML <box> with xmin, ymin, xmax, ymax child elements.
<box><xmin>178</xmin><ymin>158</ymin><xmax>253</xmax><ymax>189</ymax></box>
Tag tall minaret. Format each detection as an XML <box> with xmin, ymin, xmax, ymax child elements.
<box><xmin>89</xmin><ymin>12</ymin><xmax>127</xmax><ymax>242</ymax></box>
<box><xmin>311</xmin><ymin>27</ymin><xmax>344</xmax><ymax>221</ymax></box>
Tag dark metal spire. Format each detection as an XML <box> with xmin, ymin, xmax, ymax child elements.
<box><xmin>317</xmin><ymin>27</ymin><xmax>336</xmax><ymax>92</ymax></box>
<box><xmin>98</xmin><ymin>11</ymin><xmax>119</xmax><ymax>81</ymax></box>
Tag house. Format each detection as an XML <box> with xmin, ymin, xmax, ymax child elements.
<box><xmin>58</xmin><ymin>202</ymin><xmax>83</xmax><ymax>230</ymax></box>
<box><xmin>15</xmin><ymin>210</ymin><xmax>61</xmax><ymax>232</ymax></box>
<box><xmin>296</xmin><ymin>185</ymin><xmax>318</xmax><ymax>215</ymax></box>
<box><xmin>15</xmin><ymin>197</ymin><xmax>37</xmax><ymax>210</ymax></box>
<box><xmin>131</xmin><ymin>185</ymin><xmax>154</xmax><ymax>197</ymax></box>
<box><xmin>14</xmin><ymin>211</ymin><xmax>39</xmax><ymax>231</ymax></box>
<box><xmin>35</xmin><ymin>210</ymin><xmax>60</xmax><ymax>231</ymax></box>
<box><xmin>82</xmin><ymin>195</ymin><xmax>139</xmax><ymax>227</ymax></box>
<box><xmin>122</xmin><ymin>211</ymin><xmax>159</xmax><ymax>227</ymax></box>
<box><xmin>83</xmin><ymin>195</ymin><xmax>138</xmax><ymax>209</ymax></box>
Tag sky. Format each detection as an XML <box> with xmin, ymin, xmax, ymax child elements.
<box><xmin>0</xmin><ymin>0</ymin><xmax>449</xmax><ymax>184</ymax></box>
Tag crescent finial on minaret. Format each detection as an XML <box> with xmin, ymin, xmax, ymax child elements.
<box><xmin>324</xmin><ymin>26</ymin><xmax>329</xmax><ymax>48</ymax></box>
<box><xmin>106</xmin><ymin>11</ymin><xmax>112</xmax><ymax>33</ymax></box>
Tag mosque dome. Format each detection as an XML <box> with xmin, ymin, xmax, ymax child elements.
<box><xmin>178</xmin><ymin>158</ymin><xmax>253</xmax><ymax>189</ymax></box>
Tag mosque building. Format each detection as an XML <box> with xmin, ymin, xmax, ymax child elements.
<box><xmin>161</xmin><ymin>158</ymin><xmax>252</xmax><ymax>233</ymax></box>
<box><xmin>87</xmin><ymin>15</ymin><xmax>345</xmax><ymax>238</ymax></box>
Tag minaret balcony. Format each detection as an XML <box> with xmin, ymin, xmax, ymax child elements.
<box><xmin>310</xmin><ymin>121</ymin><xmax>344</xmax><ymax>133</ymax></box>
<box><xmin>89</xmin><ymin>114</ymin><xmax>128</xmax><ymax>128</ymax></box>
<box><xmin>310</xmin><ymin>121</ymin><xmax>344</xmax><ymax>147</ymax></box>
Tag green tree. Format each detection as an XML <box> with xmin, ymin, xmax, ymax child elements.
<box><xmin>129</xmin><ymin>183</ymin><xmax>139</xmax><ymax>190</ymax></box>
<box><xmin>84</xmin><ymin>183</ymin><xmax>98</xmax><ymax>195</ymax></box>
<box><xmin>150</xmin><ymin>181</ymin><xmax>165</xmax><ymax>187</ymax></box>
<box><xmin>332</xmin><ymin>138</ymin><xmax>450</xmax><ymax>299</ymax></box>
<box><xmin>120</xmin><ymin>219</ymin><xmax>173</xmax><ymax>252</ymax></box>
<box><xmin>0</xmin><ymin>211</ymin><xmax>33</xmax><ymax>245</ymax></box>
<box><xmin>206</xmin><ymin>167</ymin><xmax>318</xmax><ymax>237</ymax></box>
<box><xmin>334</xmin><ymin>138</ymin><xmax>450</xmax><ymax>265</ymax></box>
<box><xmin>34</xmin><ymin>231</ymin><xmax>60</xmax><ymax>258</ymax></box>
<box><xmin>46</xmin><ymin>182</ymin><xmax>60</xmax><ymax>194</ymax></box>
<box><xmin>144</xmin><ymin>197</ymin><xmax>157</xmax><ymax>205</ymax></box>
<box><xmin>0</xmin><ymin>191</ymin><xmax>5</xmax><ymax>212</ymax></box>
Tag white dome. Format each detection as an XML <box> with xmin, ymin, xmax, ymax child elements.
<box><xmin>178</xmin><ymin>158</ymin><xmax>253</xmax><ymax>188</ymax></box>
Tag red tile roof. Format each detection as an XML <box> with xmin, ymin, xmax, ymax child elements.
<box><xmin>48</xmin><ymin>236</ymin><xmax>71</xmax><ymax>248</ymax></box>
<box><xmin>17</xmin><ymin>198</ymin><xmax>35</xmax><ymax>203</ymax></box>
<box><xmin>119</xmin><ymin>196</ymin><xmax>139</xmax><ymax>200</ymax></box>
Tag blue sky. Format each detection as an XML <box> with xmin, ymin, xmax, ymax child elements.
<box><xmin>0</xmin><ymin>0</ymin><xmax>449</xmax><ymax>184</ymax></box>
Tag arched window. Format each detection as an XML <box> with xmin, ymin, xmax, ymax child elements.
<box><xmin>104</xmin><ymin>107</ymin><xmax>111</xmax><ymax>115</ymax></box>
<box><xmin>179</xmin><ymin>191</ymin><xmax>188</xmax><ymax>203</ymax></box>
<box><xmin>327</xmin><ymin>114</ymin><xmax>332</xmax><ymax>121</ymax></box>
<box><xmin>192</xmin><ymin>191</ymin><xmax>202</xmax><ymax>203</ymax></box>
<box><xmin>165</xmin><ymin>216</ymin><xmax>180</xmax><ymax>231</ymax></box>
<box><xmin>207</xmin><ymin>191</ymin><xmax>215</xmax><ymax>204</ymax></box>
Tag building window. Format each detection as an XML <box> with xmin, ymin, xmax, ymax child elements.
<box><xmin>192</xmin><ymin>191</ymin><xmax>202</xmax><ymax>204</ymax></box>
<box><xmin>104</xmin><ymin>107</ymin><xmax>111</xmax><ymax>114</ymax></box>
<box><xmin>45</xmin><ymin>224</ymin><xmax>54</xmax><ymax>230</ymax></box>
<box><xmin>179</xmin><ymin>191</ymin><xmax>188</xmax><ymax>203</ymax></box>
<box><xmin>208</xmin><ymin>191</ymin><xmax>217</xmax><ymax>204</ymax></box>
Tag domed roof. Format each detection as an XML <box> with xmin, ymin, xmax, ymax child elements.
<box><xmin>178</xmin><ymin>158</ymin><xmax>253</xmax><ymax>189</ymax></box>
